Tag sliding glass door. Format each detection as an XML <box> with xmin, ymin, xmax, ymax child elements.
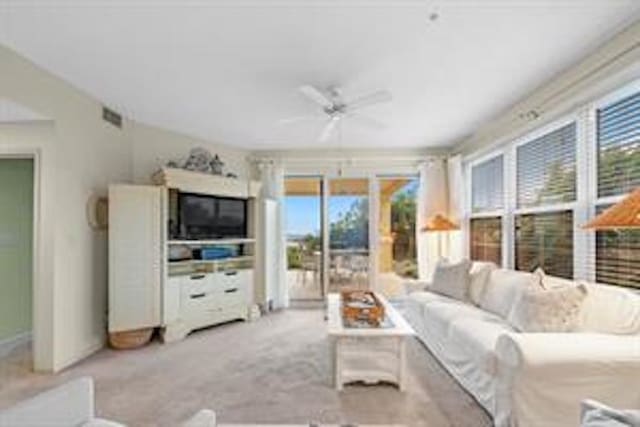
<box><xmin>376</xmin><ymin>177</ymin><xmax>419</xmax><ymax>297</ymax></box>
<box><xmin>328</xmin><ymin>178</ymin><xmax>370</xmax><ymax>293</ymax></box>
<box><xmin>284</xmin><ymin>177</ymin><xmax>323</xmax><ymax>300</ymax></box>
<box><xmin>285</xmin><ymin>174</ymin><xmax>417</xmax><ymax>300</ymax></box>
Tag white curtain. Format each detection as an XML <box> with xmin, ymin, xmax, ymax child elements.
<box><xmin>447</xmin><ymin>154</ymin><xmax>465</xmax><ymax>263</ymax></box>
<box><xmin>260</xmin><ymin>161</ymin><xmax>289</xmax><ymax>309</ymax></box>
<box><xmin>416</xmin><ymin>158</ymin><xmax>449</xmax><ymax>281</ymax></box>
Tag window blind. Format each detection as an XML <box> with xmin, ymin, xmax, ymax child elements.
<box><xmin>471</xmin><ymin>155</ymin><xmax>503</xmax><ymax>213</ymax></box>
<box><xmin>595</xmin><ymin>205</ymin><xmax>640</xmax><ymax>289</ymax></box>
<box><xmin>470</xmin><ymin>217</ymin><xmax>502</xmax><ymax>266</ymax></box>
<box><xmin>597</xmin><ymin>91</ymin><xmax>640</xmax><ymax>198</ymax></box>
<box><xmin>515</xmin><ymin>210</ymin><xmax>573</xmax><ymax>279</ymax></box>
<box><xmin>517</xmin><ymin>123</ymin><xmax>576</xmax><ymax>208</ymax></box>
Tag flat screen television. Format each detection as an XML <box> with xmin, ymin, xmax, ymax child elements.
<box><xmin>177</xmin><ymin>192</ymin><xmax>247</xmax><ymax>240</ymax></box>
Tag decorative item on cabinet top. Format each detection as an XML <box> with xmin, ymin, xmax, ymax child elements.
<box><xmin>152</xmin><ymin>167</ymin><xmax>261</xmax><ymax>199</ymax></box>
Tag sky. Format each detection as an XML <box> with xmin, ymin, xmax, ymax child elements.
<box><xmin>285</xmin><ymin>179</ymin><xmax>418</xmax><ymax>237</ymax></box>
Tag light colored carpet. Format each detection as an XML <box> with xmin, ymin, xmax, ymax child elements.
<box><xmin>0</xmin><ymin>309</ymin><xmax>491</xmax><ymax>427</ymax></box>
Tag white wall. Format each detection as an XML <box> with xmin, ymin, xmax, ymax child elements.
<box><xmin>0</xmin><ymin>44</ymin><xmax>133</xmax><ymax>371</ymax></box>
<box><xmin>0</xmin><ymin>44</ymin><xmax>253</xmax><ymax>371</ymax></box>
<box><xmin>131</xmin><ymin>122</ymin><xmax>250</xmax><ymax>184</ymax></box>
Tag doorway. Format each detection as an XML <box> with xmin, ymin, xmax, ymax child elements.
<box><xmin>0</xmin><ymin>158</ymin><xmax>34</xmax><ymax>358</ymax></box>
<box><xmin>285</xmin><ymin>173</ymin><xmax>419</xmax><ymax>301</ymax></box>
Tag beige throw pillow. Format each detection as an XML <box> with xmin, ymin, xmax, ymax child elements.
<box><xmin>509</xmin><ymin>282</ymin><xmax>588</xmax><ymax>332</ymax></box>
<box><xmin>469</xmin><ymin>262</ymin><xmax>497</xmax><ymax>306</ymax></box>
<box><xmin>431</xmin><ymin>259</ymin><xmax>472</xmax><ymax>301</ymax></box>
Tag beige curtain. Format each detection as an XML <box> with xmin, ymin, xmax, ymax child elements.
<box><xmin>416</xmin><ymin>158</ymin><xmax>449</xmax><ymax>280</ymax></box>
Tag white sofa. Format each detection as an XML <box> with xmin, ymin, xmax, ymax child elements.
<box><xmin>0</xmin><ymin>377</ymin><xmax>216</xmax><ymax>427</ymax></box>
<box><xmin>404</xmin><ymin>263</ymin><xmax>640</xmax><ymax>427</ymax></box>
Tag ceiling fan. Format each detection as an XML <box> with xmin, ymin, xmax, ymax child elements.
<box><xmin>280</xmin><ymin>85</ymin><xmax>392</xmax><ymax>142</ymax></box>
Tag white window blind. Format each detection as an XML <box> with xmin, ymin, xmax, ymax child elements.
<box><xmin>471</xmin><ymin>155</ymin><xmax>503</xmax><ymax>212</ymax></box>
<box><xmin>517</xmin><ymin>123</ymin><xmax>576</xmax><ymax>208</ymax></box>
<box><xmin>597</xmin><ymin>91</ymin><xmax>640</xmax><ymax>198</ymax></box>
<box><xmin>515</xmin><ymin>210</ymin><xmax>574</xmax><ymax>279</ymax></box>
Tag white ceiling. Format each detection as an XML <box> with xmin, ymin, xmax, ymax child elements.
<box><xmin>1</xmin><ymin>1</ymin><xmax>639</xmax><ymax>150</ymax></box>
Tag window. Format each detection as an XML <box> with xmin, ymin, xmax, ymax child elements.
<box><xmin>515</xmin><ymin>211</ymin><xmax>573</xmax><ymax>279</ymax></box>
<box><xmin>471</xmin><ymin>155</ymin><xmax>503</xmax><ymax>213</ymax></box>
<box><xmin>465</xmin><ymin>81</ymin><xmax>640</xmax><ymax>289</ymax></box>
<box><xmin>469</xmin><ymin>155</ymin><xmax>504</xmax><ymax>264</ymax></box>
<box><xmin>517</xmin><ymin>123</ymin><xmax>576</xmax><ymax>208</ymax></box>
<box><xmin>595</xmin><ymin>90</ymin><xmax>640</xmax><ymax>289</ymax></box>
<box><xmin>597</xmin><ymin>91</ymin><xmax>640</xmax><ymax>198</ymax></box>
<box><xmin>595</xmin><ymin>205</ymin><xmax>640</xmax><ymax>289</ymax></box>
<box><xmin>470</xmin><ymin>217</ymin><xmax>502</xmax><ymax>265</ymax></box>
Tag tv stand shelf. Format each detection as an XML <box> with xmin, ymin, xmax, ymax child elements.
<box><xmin>168</xmin><ymin>238</ymin><xmax>256</xmax><ymax>245</ymax></box>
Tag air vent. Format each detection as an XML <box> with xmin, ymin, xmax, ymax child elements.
<box><xmin>102</xmin><ymin>106</ymin><xmax>122</xmax><ymax>128</ymax></box>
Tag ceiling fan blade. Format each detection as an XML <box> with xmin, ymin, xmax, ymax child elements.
<box><xmin>347</xmin><ymin>90</ymin><xmax>392</xmax><ymax>111</ymax></box>
<box><xmin>347</xmin><ymin>112</ymin><xmax>387</xmax><ymax>129</ymax></box>
<box><xmin>318</xmin><ymin>118</ymin><xmax>339</xmax><ymax>142</ymax></box>
<box><xmin>277</xmin><ymin>115</ymin><xmax>322</xmax><ymax>125</ymax></box>
<box><xmin>299</xmin><ymin>85</ymin><xmax>333</xmax><ymax>109</ymax></box>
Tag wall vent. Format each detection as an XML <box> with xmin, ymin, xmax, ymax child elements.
<box><xmin>102</xmin><ymin>106</ymin><xmax>122</xmax><ymax>128</ymax></box>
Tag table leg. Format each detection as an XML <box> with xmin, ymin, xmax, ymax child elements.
<box><xmin>334</xmin><ymin>338</ymin><xmax>343</xmax><ymax>391</ymax></box>
<box><xmin>398</xmin><ymin>337</ymin><xmax>407</xmax><ymax>392</ymax></box>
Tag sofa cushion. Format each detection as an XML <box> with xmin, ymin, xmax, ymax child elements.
<box><xmin>431</xmin><ymin>259</ymin><xmax>472</xmax><ymax>301</ymax></box>
<box><xmin>509</xmin><ymin>283</ymin><xmax>588</xmax><ymax>332</ymax></box>
<box><xmin>480</xmin><ymin>269</ymin><xmax>537</xmax><ymax>319</ymax></box>
<box><xmin>469</xmin><ymin>262</ymin><xmax>497</xmax><ymax>306</ymax></box>
<box><xmin>449</xmin><ymin>315</ymin><xmax>515</xmax><ymax>375</ymax></box>
<box><xmin>579</xmin><ymin>283</ymin><xmax>640</xmax><ymax>335</ymax></box>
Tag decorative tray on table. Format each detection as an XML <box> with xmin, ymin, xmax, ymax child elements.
<box><xmin>341</xmin><ymin>291</ymin><xmax>386</xmax><ymax>327</ymax></box>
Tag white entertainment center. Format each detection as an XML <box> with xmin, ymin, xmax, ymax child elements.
<box><xmin>108</xmin><ymin>167</ymin><xmax>262</xmax><ymax>343</ymax></box>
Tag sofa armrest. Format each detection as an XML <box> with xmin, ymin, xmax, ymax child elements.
<box><xmin>403</xmin><ymin>280</ymin><xmax>430</xmax><ymax>295</ymax></box>
<box><xmin>494</xmin><ymin>333</ymin><xmax>640</xmax><ymax>427</ymax></box>
<box><xmin>496</xmin><ymin>333</ymin><xmax>640</xmax><ymax>368</ymax></box>
<box><xmin>0</xmin><ymin>377</ymin><xmax>95</xmax><ymax>427</ymax></box>
<box><xmin>181</xmin><ymin>409</ymin><xmax>216</xmax><ymax>427</ymax></box>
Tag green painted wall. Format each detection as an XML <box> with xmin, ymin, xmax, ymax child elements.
<box><xmin>0</xmin><ymin>159</ymin><xmax>33</xmax><ymax>342</ymax></box>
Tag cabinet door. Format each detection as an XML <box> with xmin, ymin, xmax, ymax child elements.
<box><xmin>164</xmin><ymin>276</ymin><xmax>182</xmax><ymax>325</ymax></box>
<box><xmin>108</xmin><ymin>185</ymin><xmax>163</xmax><ymax>332</ymax></box>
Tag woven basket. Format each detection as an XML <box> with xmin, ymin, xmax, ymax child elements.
<box><xmin>109</xmin><ymin>327</ymin><xmax>154</xmax><ymax>350</ymax></box>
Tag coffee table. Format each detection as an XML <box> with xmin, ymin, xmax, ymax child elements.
<box><xmin>326</xmin><ymin>292</ymin><xmax>415</xmax><ymax>391</ymax></box>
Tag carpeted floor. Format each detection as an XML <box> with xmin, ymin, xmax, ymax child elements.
<box><xmin>0</xmin><ymin>309</ymin><xmax>492</xmax><ymax>427</ymax></box>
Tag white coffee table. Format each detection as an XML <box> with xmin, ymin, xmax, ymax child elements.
<box><xmin>326</xmin><ymin>293</ymin><xmax>415</xmax><ymax>391</ymax></box>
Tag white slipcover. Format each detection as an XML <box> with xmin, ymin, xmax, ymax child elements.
<box><xmin>405</xmin><ymin>266</ymin><xmax>640</xmax><ymax>427</ymax></box>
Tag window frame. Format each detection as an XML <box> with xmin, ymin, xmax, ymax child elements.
<box><xmin>466</xmin><ymin>150</ymin><xmax>506</xmax><ymax>264</ymax></box>
<box><xmin>464</xmin><ymin>78</ymin><xmax>640</xmax><ymax>287</ymax></box>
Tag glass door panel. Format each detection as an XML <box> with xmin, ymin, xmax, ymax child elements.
<box><xmin>377</xmin><ymin>177</ymin><xmax>418</xmax><ymax>298</ymax></box>
<box><xmin>328</xmin><ymin>178</ymin><xmax>370</xmax><ymax>292</ymax></box>
<box><xmin>285</xmin><ymin>177</ymin><xmax>323</xmax><ymax>300</ymax></box>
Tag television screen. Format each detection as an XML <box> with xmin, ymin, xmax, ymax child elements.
<box><xmin>178</xmin><ymin>193</ymin><xmax>247</xmax><ymax>239</ymax></box>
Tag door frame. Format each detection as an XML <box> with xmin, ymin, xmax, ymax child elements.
<box><xmin>0</xmin><ymin>148</ymin><xmax>44</xmax><ymax>370</ymax></box>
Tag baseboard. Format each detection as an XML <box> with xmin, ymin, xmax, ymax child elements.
<box><xmin>0</xmin><ymin>331</ymin><xmax>32</xmax><ymax>358</ymax></box>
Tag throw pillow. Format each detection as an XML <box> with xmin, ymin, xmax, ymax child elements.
<box><xmin>469</xmin><ymin>262</ymin><xmax>497</xmax><ymax>306</ymax></box>
<box><xmin>430</xmin><ymin>259</ymin><xmax>472</xmax><ymax>301</ymax></box>
<box><xmin>480</xmin><ymin>269</ymin><xmax>538</xmax><ymax>319</ymax></box>
<box><xmin>509</xmin><ymin>282</ymin><xmax>588</xmax><ymax>332</ymax></box>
